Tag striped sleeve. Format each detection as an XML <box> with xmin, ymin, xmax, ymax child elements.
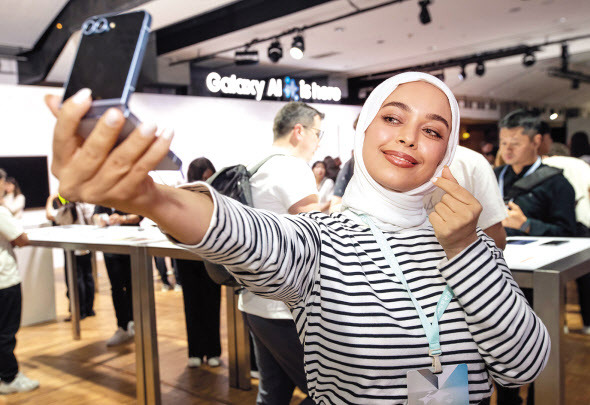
<box><xmin>437</xmin><ymin>233</ymin><xmax>551</xmax><ymax>387</ymax></box>
<box><xmin>177</xmin><ymin>182</ymin><xmax>321</xmax><ymax>307</ymax></box>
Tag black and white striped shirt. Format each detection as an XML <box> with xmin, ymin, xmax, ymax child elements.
<box><xmin>181</xmin><ymin>184</ymin><xmax>550</xmax><ymax>405</ymax></box>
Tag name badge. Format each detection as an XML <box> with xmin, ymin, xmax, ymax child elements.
<box><xmin>407</xmin><ymin>364</ymin><xmax>469</xmax><ymax>405</ymax></box>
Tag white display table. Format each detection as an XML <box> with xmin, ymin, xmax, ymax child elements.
<box><xmin>504</xmin><ymin>236</ymin><xmax>590</xmax><ymax>405</ymax></box>
<box><xmin>26</xmin><ymin>225</ymin><xmax>250</xmax><ymax>405</ymax></box>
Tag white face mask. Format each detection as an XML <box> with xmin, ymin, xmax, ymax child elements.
<box><xmin>342</xmin><ymin>72</ymin><xmax>460</xmax><ymax>232</ymax></box>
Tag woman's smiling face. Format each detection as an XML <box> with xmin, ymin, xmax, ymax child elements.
<box><xmin>362</xmin><ymin>81</ymin><xmax>452</xmax><ymax>193</ymax></box>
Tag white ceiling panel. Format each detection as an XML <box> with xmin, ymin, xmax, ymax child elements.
<box><xmin>0</xmin><ymin>0</ymin><xmax>68</xmax><ymax>50</ymax></box>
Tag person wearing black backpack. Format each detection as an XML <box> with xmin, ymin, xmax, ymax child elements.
<box><xmin>494</xmin><ymin>110</ymin><xmax>577</xmax><ymax>405</ymax></box>
<box><xmin>233</xmin><ymin>102</ymin><xmax>323</xmax><ymax>405</ymax></box>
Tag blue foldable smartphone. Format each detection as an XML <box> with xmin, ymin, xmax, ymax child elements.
<box><xmin>62</xmin><ymin>10</ymin><xmax>181</xmax><ymax>170</ymax></box>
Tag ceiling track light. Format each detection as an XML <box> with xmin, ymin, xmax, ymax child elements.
<box><xmin>458</xmin><ymin>64</ymin><xmax>466</xmax><ymax>80</ymax></box>
<box><xmin>234</xmin><ymin>47</ymin><xmax>259</xmax><ymax>65</ymax></box>
<box><xmin>290</xmin><ymin>34</ymin><xmax>305</xmax><ymax>60</ymax></box>
<box><xmin>267</xmin><ymin>38</ymin><xmax>283</xmax><ymax>63</ymax></box>
<box><xmin>522</xmin><ymin>50</ymin><xmax>536</xmax><ymax>67</ymax></box>
<box><xmin>475</xmin><ymin>60</ymin><xmax>485</xmax><ymax>76</ymax></box>
<box><xmin>418</xmin><ymin>0</ymin><xmax>432</xmax><ymax>25</ymax></box>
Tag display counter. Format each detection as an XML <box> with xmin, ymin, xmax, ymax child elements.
<box><xmin>26</xmin><ymin>224</ymin><xmax>250</xmax><ymax>405</ymax></box>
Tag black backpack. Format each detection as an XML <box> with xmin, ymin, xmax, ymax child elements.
<box><xmin>202</xmin><ymin>155</ymin><xmax>283</xmax><ymax>286</ymax></box>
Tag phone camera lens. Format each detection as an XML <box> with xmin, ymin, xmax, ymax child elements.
<box><xmin>81</xmin><ymin>20</ymin><xmax>94</xmax><ymax>35</ymax></box>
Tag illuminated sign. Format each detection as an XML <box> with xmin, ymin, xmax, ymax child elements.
<box><xmin>205</xmin><ymin>72</ymin><xmax>342</xmax><ymax>102</ymax></box>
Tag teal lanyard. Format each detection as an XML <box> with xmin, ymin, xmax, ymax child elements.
<box><xmin>359</xmin><ymin>214</ymin><xmax>454</xmax><ymax>373</ymax></box>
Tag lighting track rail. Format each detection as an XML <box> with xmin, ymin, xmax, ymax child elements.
<box><xmin>170</xmin><ymin>0</ymin><xmax>410</xmax><ymax>66</ymax></box>
<box><xmin>352</xmin><ymin>33</ymin><xmax>590</xmax><ymax>88</ymax></box>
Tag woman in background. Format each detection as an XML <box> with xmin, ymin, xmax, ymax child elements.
<box><xmin>312</xmin><ymin>161</ymin><xmax>333</xmax><ymax>213</ymax></box>
<box><xmin>45</xmin><ymin>195</ymin><xmax>95</xmax><ymax>320</ymax></box>
<box><xmin>2</xmin><ymin>178</ymin><xmax>25</xmax><ymax>219</ymax></box>
<box><xmin>176</xmin><ymin>157</ymin><xmax>222</xmax><ymax>368</ymax></box>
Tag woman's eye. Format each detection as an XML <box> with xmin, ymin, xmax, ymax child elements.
<box><xmin>424</xmin><ymin>128</ymin><xmax>443</xmax><ymax>139</ymax></box>
<box><xmin>383</xmin><ymin>116</ymin><xmax>400</xmax><ymax>124</ymax></box>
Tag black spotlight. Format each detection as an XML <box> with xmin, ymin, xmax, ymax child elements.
<box><xmin>572</xmin><ymin>79</ymin><xmax>580</xmax><ymax>90</ymax></box>
<box><xmin>419</xmin><ymin>0</ymin><xmax>432</xmax><ymax>25</ymax></box>
<box><xmin>268</xmin><ymin>39</ymin><xmax>283</xmax><ymax>63</ymax></box>
<box><xmin>290</xmin><ymin>35</ymin><xmax>305</xmax><ymax>59</ymax></box>
<box><xmin>522</xmin><ymin>51</ymin><xmax>536</xmax><ymax>67</ymax></box>
<box><xmin>458</xmin><ymin>64</ymin><xmax>466</xmax><ymax>80</ymax></box>
<box><xmin>475</xmin><ymin>60</ymin><xmax>485</xmax><ymax>77</ymax></box>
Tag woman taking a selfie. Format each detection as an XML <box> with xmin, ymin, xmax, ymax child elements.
<box><xmin>46</xmin><ymin>72</ymin><xmax>549</xmax><ymax>404</ymax></box>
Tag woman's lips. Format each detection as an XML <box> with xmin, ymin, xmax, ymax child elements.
<box><xmin>382</xmin><ymin>150</ymin><xmax>418</xmax><ymax>168</ymax></box>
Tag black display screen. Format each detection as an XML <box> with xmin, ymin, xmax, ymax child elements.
<box><xmin>63</xmin><ymin>12</ymin><xmax>147</xmax><ymax>102</ymax></box>
<box><xmin>0</xmin><ymin>156</ymin><xmax>49</xmax><ymax>209</ymax></box>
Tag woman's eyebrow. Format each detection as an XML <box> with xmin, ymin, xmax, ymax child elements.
<box><xmin>382</xmin><ymin>101</ymin><xmax>411</xmax><ymax>111</ymax></box>
<box><xmin>426</xmin><ymin>113</ymin><xmax>449</xmax><ymax>130</ymax></box>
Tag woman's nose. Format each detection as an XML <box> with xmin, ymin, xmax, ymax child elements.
<box><xmin>396</xmin><ymin>128</ymin><xmax>418</xmax><ymax>148</ymax></box>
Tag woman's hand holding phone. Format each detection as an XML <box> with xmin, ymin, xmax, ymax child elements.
<box><xmin>45</xmin><ymin>89</ymin><xmax>173</xmax><ymax>216</ymax></box>
<box><xmin>429</xmin><ymin>166</ymin><xmax>482</xmax><ymax>260</ymax></box>
<box><xmin>46</xmin><ymin>90</ymin><xmax>214</xmax><ymax>246</ymax></box>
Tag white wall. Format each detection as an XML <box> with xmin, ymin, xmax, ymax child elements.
<box><xmin>129</xmin><ymin>92</ymin><xmax>361</xmax><ymax>173</ymax></box>
<box><xmin>0</xmin><ymin>84</ymin><xmax>361</xmax><ymax>192</ymax></box>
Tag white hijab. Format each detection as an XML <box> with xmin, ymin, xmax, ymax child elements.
<box><xmin>341</xmin><ymin>72</ymin><xmax>460</xmax><ymax>232</ymax></box>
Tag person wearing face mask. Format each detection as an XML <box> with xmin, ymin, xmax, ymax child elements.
<box><xmin>46</xmin><ymin>72</ymin><xmax>550</xmax><ymax>405</ymax></box>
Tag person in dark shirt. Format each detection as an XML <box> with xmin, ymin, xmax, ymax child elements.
<box><xmin>494</xmin><ymin>109</ymin><xmax>576</xmax><ymax>405</ymax></box>
<box><xmin>495</xmin><ymin>109</ymin><xmax>576</xmax><ymax>237</ymax></box>
<box><xmin>175</xmin><ymin>157</ymin><xmax>222</xmax><ymax>368</ymax></box>
<box><xmin>92</xmin><ymin>206</ymin><xmax>141</xmax><ymax>346</ymax></box>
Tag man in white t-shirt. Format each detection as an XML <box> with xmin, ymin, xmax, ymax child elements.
<box><xmin>240</xmin><ymin>102</ymin><xmax>323</xmax><ymax>405</ymax></box>
<box><xmin>543</xmin><ymin>142</ymin><xmax>590</xmax><ymax>334</ymax></box>
<box><xmin>424</xmin><ymin>145</ymin><xmax>507</xmax><ymax>249</ymax></box>
<box><xmin>0</xmin><ymin>203</ymin><xmax>39</xmax><ymax>395</ymax></box>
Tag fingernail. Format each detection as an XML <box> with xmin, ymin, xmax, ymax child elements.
<box><xmin>104</xmin><ymin>109</ymin><xmax>122</xmax><ymax>127</ymax></box>
<box><xmin>140</xmin><ymin>122</ymin><xmax>157</xmax><ymax>137</ymax></box>
<box><xmin>72</xmin><ymin>88</ymin><xmax>92</xmax><ymax>104</ymax></box>
<box><xmin>160</xmin><ymin>128</ymin><xmax>174</xmax><ymax>140</ymax></box>
<box><xmin>431</xmin><ymin>177</ymin><xmax>438</xmax><ymax>183</ymax></box>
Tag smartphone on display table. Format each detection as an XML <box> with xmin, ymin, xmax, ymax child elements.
<box><xmin>62</xmin><ymin>11</ymin><xmax>181</xmax><ymax>170</ymax></box>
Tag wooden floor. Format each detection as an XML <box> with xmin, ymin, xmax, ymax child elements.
<box><xmin>2</xmin><ymin>263</ymin><xmax>590</xmax><ymax>404</ymax></box>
